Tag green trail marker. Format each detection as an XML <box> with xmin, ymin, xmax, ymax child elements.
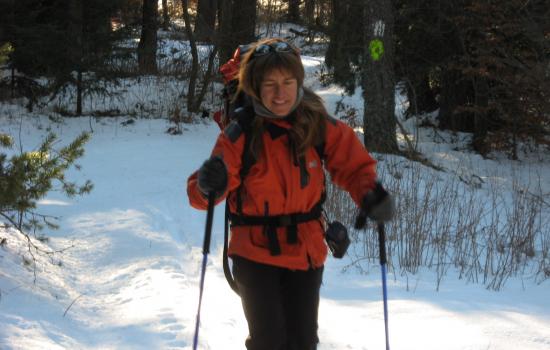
<box><xmin>369</xmin><ymin>39</ymin><xmax>384</xmax><ymax>61</ymax></box>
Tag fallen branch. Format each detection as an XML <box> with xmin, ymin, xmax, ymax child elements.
<box><xmin>63</xmin><ymin>294</ymin><xmax>85</xmax><ymax>317</ymax></box>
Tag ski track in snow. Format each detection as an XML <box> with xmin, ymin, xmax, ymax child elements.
<box><xmin>1</xmin><ymin>112</ymin><xmax>550</xmax><ymax>349</ymax></box>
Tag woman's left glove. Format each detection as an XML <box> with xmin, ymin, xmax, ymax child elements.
<box><xmin>197</xmin><ymin>155</ymin><xmax>228</xmax><ymax>198</ymax></box>
<box><xmin>355</xmin><ymin>182</ymin><xmax>395</xmax><ymax>229</ymax></box>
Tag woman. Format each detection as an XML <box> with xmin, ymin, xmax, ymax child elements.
<box><xmin>187</xmin><ymin>38</ymin><xmax>393</xmax><ymax>350</ymax></box>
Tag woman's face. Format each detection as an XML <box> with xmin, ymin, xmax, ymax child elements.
<box><xmin>259</xmin><ymin>68</ymin><xmax>298</xmax><ymax>117</ymax></box>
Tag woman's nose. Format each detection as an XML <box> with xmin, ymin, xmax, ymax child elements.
<box><xmin>274</xmin><ymin>84</ymin><xmax>284</xmax><ymax>97</ymax></box>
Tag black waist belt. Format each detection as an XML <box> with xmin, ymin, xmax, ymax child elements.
<box><xmin>229</xmin><ymin>201</ymin><xmax>324</xmax><ymax>256</ymax></box>
<box><xmin>229</xmin><ymin>205</ymin><xmax>322</xmax><ymax>227</ymax></box>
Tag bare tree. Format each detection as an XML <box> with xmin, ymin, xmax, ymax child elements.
<box><xmin>137</xmin><ymin>0</ymin><xmax>158</xmax><ymax>74</ymax></box>
<box><xmin>181</xmin><ymin>0</ymin><xmax>218</xmax><ymax>112</ymax></box>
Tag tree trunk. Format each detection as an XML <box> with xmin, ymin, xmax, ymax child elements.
<box><xmin>219</xmin><ymin>0</ymin><xmax>234</xmax><ymax>62</ymax></box>
<box><xmin>472</xmin><ymin>77</ymin><xmax>490</xmax><ymax>155</ymax></box>
<box><xmin>195</xmin><ymin>0</ymin><xmax>217</xmax><ymax>42</ymax></box>
<box><xmin>288</xmin><ymin>0</ymin><xmax>300</xmax><ymax>23</ymax></box>
<box><xmin>162</xmin><ymin>0</ymin><xmax>170</xmax><ymax>30</ymax></box>
<box><xmin>405</xmin><ymin>73</ymin><xmax>438</xmax><ymax>117</ymax></box>
<box><xmin>181</xmin><ymin>0</ymin><xmax>199</xmax><ymax>110</ymax></box>
<box><xmin>138</xmin><ymin>0</ymin><xmax>158</xmax><ymax>74</ymax></box>
<box><xmin>219</xmin><ymin>0</ymin><xmax>257</xmax><ymax>62</ymax></box>
<box><xmin>231</xmin><ymin>0</ymin><xmax>257</xmax><ymax>48</ymax></box>
<box><xmin>362</xmin><ymin>0</ymin><xmax>398</xmax><ymax>154</ymax></box>
<box><xmin>316</xmin><ymin>0</ymin><xmax>331</xmax><ymax>30</ymax></box>
<box><xmin>438</xmin><ymin>69</ymin><xmax>474</xmax><ymax>132</ymax></box>
<box><xmin>68</xmin><ymin>0</ymin><xmax>83</xmax><ymax>115</ymax></box>
<box><xmin>182</xmin><ymin>0</ymin><xmax>218</xmax><ymax>113</ymax></box>
<box><xmin>76</xmin><ymin>69</ymin><xmax>83</xmax><ymax>115</ymax></box>
<box><xmin>304</xmin><ymin>0</ymin><xmax>315</xmax><ymax>27</ymax></box>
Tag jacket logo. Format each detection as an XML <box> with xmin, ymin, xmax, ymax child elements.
<box><xmin>308</xmin><ymin>160</ymin><xmax>318</xmax><ymax>169</ymax></box>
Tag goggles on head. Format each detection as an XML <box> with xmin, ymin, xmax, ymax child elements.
<box><xmin>252</xmin><ymin>41</ymin><xmax>297</xmax><ymax>58</ymax></box>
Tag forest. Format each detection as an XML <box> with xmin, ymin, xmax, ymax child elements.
<box><xmin>1</xmin><ymin>0</ymin><xmax>548</xmax><ymax>154</ymax></box>
<box><xmin>0</xmin><ymin>1</ymin><xmax>549</xmax><ymax>349</ymax></box>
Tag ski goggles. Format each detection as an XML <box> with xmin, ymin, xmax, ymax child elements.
<box><xmin>251</xmin><ymin>41</ymin><xmax>298</xmax><ymax>58</ymax></box>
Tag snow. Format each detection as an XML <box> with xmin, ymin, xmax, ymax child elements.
<box><xmin>1</xmin><ymin>42</ymin><xmax>550</xmax><ymax>349</ymax></box>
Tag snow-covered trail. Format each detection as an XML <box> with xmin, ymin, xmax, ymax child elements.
<box><xmin>1</xmin><ymin>116</ymin><xmax>550</xmax><ymax>350</ymax></box>
<box><xmin>1</xmin><ymin>117</ymin><xmax>247</xmax><ymax>349</ymax></box>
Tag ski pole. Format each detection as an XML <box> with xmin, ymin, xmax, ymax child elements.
<box><xmin>193</xmin><ymin>192</ymin><xmax>216</xmax><ymax>350</ymax></box>
<box><xmin>377</xmin><ymin>222</ymin><xmax>390</xmax><ymax>350</ymax></box>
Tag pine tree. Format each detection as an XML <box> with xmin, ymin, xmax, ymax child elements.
<box><xmin>395</xmin><ymin>0</ymin><xmax>549</xmax><ymax>156</ymax></box>
<box><xmin>0</xmin><ymin>0</ymin><xmax>125</xmax><ymax>114</ymax></box>
<box><xmin>0</xmin><ymin>132</ymin><xmax>93</xmax><ymax>233</ymax></box>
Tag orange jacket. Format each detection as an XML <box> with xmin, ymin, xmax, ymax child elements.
<box><xmin>187</xmin><ymin>117</ymin><xmax>377</xmax><ymax>270</ymax></box>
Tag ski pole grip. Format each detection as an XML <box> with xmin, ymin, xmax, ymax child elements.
<box><xmin>378</xmin><ymin>223</ymin><xmax>387</xmax><ymax>265</ymax></box>
<box><xmin>203</xmin><ymin>192</ymin><xmax>216</xmax><ymax>254</ymax></box>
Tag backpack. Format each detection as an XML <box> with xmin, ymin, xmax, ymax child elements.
<box><xmin>214</xmin><ymin>46</ymin><xmax>348</xmax><ymax>295</ymax></box>
<box><xmin>213</xmin><ymin>44</ymin><xmax>253</xmax><ymax>131</ymax></box>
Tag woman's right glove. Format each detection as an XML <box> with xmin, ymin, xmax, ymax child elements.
<box><xmin>197</xmin><ymin>155</ymin><xmax>228</xmax><ymax>198</ymax></box>
<box><xmin>354</xmin><ymin>182</ymin><xmax>395</xmax><ymax>229</ymax></box>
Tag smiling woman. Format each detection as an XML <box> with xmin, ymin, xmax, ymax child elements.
<box><xmin>187</xmin><ymin>37</ymin><xmax>393</xmax><ymax>350</ymax></box>
<box><xmin>259</xmin><ymin>69</ymin><xmax>298</xmax><ymax>117</ymax></box>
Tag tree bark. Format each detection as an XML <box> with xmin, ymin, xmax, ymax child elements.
<box><xmin>181</xmin><ymin>0</ymin><xmax>199</xmax><ymax>110</ymax></box>
<box><xmin>182</xmin><ymin>0</ymin><xmax>218</xmax><ymax>113</ymax></box>
<box><xmin>162</xmin><ymin>0</ymin><xmax>170</xmax><ymax>30</ymax></box>
<box><xmin>362</xmin><ymin>0</ymin><xmax>398</xmax><ymax>154</ymax></box>
<box><xmin>219</xmin><ymin>0</ymin><xmax>257</xmax><ymax>62</ymax></box>
<box><xmin>472</xmin><ymin>77</ymin><xmax>489</xmax><ymax>155</ymax></box>
<box><xmin>195</xmin><ymin>0</ymin><xmax>217</xmax><ymax>42</ymax></box>
<box><xmin>304</xmin><ymin>0</ymin><xmax>315</xmax><ymax>27</ymax></box>
<box><xmin>405</xmin><ymin>73</ymin><xmax>438</xmax><ymax>117</ymax></box>
<box><xmin>438</xmin><ymin>69</ymin><xmax>473</xmax><ymax>132</ymax></box>
<box><xmin>288</xmin><ymin>0</ymin><xmax>300</xmax><ymax>23</ymax></box>
<box><xmin>68</xmin><ymin>0</ymin><xmax>83</xmax><ymax>115</ymax></box>
<box><xmin>231</xmin><ymin>0</ymin><xmax>257</xmax><ymax>48</ymax></box>
<box><xmin>138</xmin><ymin>0</ymin><xmax>158</xmax><ymax>74</ymax></box>
<box><xmin>219</xmin><ymin>0</ymin><xmax>234</xmax><ymax>62</ymax></box>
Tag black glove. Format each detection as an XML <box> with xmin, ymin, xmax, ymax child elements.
<box><xmin>355</xmin><ymin>182</ymin><xmax>395</xmax><ymax>229</ymax></box>
<box><xmin>198</xmin><ymin>155</ymin><xmax>228</xmax><ymax>198</ymax></box>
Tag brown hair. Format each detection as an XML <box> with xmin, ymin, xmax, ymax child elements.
<box><xmin>238</xmin><ymin>38</ymin><xmax>329</xmax><ymax>160</ymax></box>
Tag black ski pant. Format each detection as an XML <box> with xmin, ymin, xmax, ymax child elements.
<box><xmin>232</xmin><ymin>256</ymin><xmax>324</xmax><ymax>350</ymax></box>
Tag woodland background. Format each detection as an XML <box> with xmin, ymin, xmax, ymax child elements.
<box><xmin>1</xmin><ymin>0</ymin><xmax>549</xmax><ymax>289</ymax></box>
<box><xmin>1</xmin><ymin>0</ymin><xmax>548</xmax><ymax>156</ymax></box>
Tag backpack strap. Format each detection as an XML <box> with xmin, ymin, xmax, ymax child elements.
<box><xmin>235</xmin><ymin>108</ymin><xmax>255</xmax><ymax>215</ymax></box>
<box><xmin>223</xmin><ymin>201</ymin><xmax>239</xmax><ymax>295</ymax></box>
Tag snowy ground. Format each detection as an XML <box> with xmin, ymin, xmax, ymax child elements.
<box><xmin>1</xmin><ymin>113</ymin><xmax>549</xmax><ymax>350</ymax></box>
<box><xmin>1</xmin><ymin>39</ymin><xmax>550</xmax><ymax>348</ymax></box>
